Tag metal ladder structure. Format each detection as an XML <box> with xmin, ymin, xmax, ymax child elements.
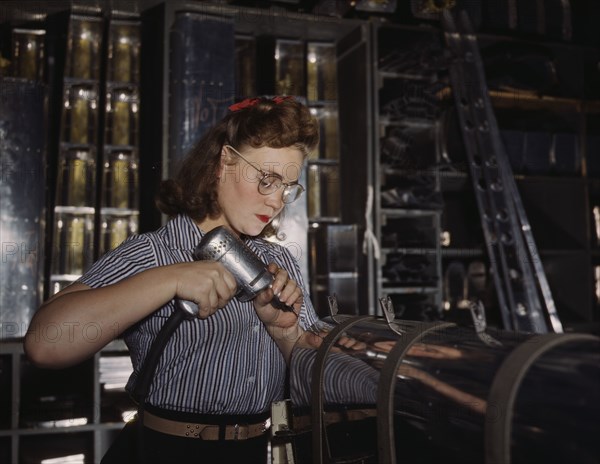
<box><xmin>441</xmin><ymin>10</ymin><xmax>563</xmax><ymax>333</ymax></box>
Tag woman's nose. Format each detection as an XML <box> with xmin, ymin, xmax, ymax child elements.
<box><xmin>264</xmin><ymin>188</ymin><xmax>284</xmax><ymax>210</ymax></box>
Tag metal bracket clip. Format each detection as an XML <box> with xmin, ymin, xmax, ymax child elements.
<box><xmin>469</xmin><ymin>300</ymin><xmax>502</xmax><ymax>347</ymax></box>
<box><xmin>378</xmin><ymin>296</ymin><xmax>405</xmax><ymax>336</ymax></box>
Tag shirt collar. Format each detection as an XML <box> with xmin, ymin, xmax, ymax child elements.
<box><xmin>165</xmin><ymin>214</ymin><xmax>205</xmax><ymax>251</ymax></box>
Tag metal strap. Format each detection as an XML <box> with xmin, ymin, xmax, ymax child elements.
<box><xmin>310</xmin><ymin>315</ymin><xmax>373</xmax><ymax>464</ymax></box>
<box><xmin>485</xmin><ymin>333</ymin><xmax>599</xmax><ymax>464</ymax></box>
<box><xmin>376</xmin><ymin>321</ymin><xmax>455</xmax><ymax>464</ymax></box>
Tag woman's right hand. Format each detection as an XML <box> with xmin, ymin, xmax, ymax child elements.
<box><xmin>171</xmin><ymin>261</ymin><xmax>238</xmax><ymax>319</ymax></box>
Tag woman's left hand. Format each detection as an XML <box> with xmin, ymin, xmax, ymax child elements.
<box><xmin>254</xmin><ymin>263</ymin><xmax>304</xmax><ymax>363</ymax></box>
<box><xmin>254</xmin><ymin>263</ymin><xmax>303</xmax><ymax>330</ymax></box>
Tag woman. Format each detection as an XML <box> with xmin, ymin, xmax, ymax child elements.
<box><xmin>24</xmin><ymin>96</ymin><xmax>320</xmax><ymax>463</ymax></box>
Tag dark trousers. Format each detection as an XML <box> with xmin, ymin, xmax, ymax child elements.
<box><xmin>102</xmin><ymin>417</ymin><xmax>269</xmax><ymax>464</ymax></box>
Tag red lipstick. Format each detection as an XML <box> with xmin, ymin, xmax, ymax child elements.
<box><xmin>256</xmin><ymin>215</ymin><xmax>270</xmax><ymax>223</ymax></box>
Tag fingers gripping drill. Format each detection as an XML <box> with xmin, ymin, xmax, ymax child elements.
<box><xmin>177</xmin><ymin>225</ymin><xmax>295</xmax><ymax>317</ymax></box>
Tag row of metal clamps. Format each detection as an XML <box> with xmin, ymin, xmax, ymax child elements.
<box><xmin>9</xmin><ymin>16</ymin><xmax>139</xmax><ymax>82</ymax></box>
<box><xmin>51</xmin><ymin>207</ymin><xmax>139</xmax><ymax>284</ymax></box>
<box><xmin>63</xmin><ymin>16</ymin><xmax>141</xmax><ymax>83</ymax></box>
<box><xmin>56</xmin><ymin>145</ymin><xmax>139</xmax><ymax>209</ymax></box>
<box><xmin>61</xmin><ymin>82</ymin><xmax>139</xmax><ymax>146</ymax></box>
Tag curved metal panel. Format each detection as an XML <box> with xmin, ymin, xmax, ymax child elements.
<box><xmin>289</xmin><ymin>317</ymin><xmax>600</xmax><ymax>464</ymax></box>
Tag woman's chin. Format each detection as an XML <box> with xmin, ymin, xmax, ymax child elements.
<box><xmin>236</xmin><ymin>224</ymin><xmax>264</xmax><ymax>237</ymax></box>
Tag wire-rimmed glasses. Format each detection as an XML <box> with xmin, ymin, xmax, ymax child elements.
<box><xmin>224</xmin><ymin>144</ymin><xmax>305</xmax><ymax>204</ymax></box>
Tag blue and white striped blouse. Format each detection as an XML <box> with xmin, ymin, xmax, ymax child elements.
<box><xmin>79</xmin><ymin>214</ymin><xmax>319</xmax><ymax>415</ymax></box>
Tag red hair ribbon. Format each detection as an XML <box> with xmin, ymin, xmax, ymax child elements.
<box><xmin>228</xmin><ymin>98</ymin><xmax>259</xmax><ymax>112</ymax></box>
<box><xmin>228</xmin><ymin>96</ymin><xmax>293</xmax><ymax>112</ymax></box>
<box><xmin>272</xmin><ymin>95</ymin><xmax>294</xmax><ymax>104</ymax></box>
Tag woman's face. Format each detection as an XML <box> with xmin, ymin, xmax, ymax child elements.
<box><xmin>207</xmin><ymin>145</ymin><xmax>304</xmax><ymax>236</ymax></box>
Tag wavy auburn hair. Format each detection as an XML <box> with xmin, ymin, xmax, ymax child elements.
<box><xmin>156</xmin><ymin>97</ymin><xmax>319</xmax><ymax>235</ymax></box>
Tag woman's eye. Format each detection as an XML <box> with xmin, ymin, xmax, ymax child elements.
<box><xmin>260</xmin><ymin>177</ymin><xmax>275</xmax><ymax>189</ymax></box>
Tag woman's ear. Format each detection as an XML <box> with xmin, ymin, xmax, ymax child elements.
<box><xmin>217</xmin><ymin>145</ymin><xmax>230</xmax><ymax>179</ymax></box>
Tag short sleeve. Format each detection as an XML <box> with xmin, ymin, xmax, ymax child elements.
<box><xmin>78</xmin><ymin>234</ymin><xmax>158</xmax><ymax>288</ymax></box>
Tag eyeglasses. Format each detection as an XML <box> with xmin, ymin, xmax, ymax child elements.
<box><xmin>224</xmin><ymin>145</ymin><xmax>305</xmax><ymax>204</ymax></box>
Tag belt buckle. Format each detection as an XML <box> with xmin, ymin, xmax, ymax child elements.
<box><xmin>233</xmin><ymin>424</ymin><xmax>240</xmax><ymax>440</ymax></box>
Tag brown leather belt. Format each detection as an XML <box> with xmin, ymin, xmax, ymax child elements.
<box><xmin>142</xmin><ymin>411</ymin><xmax>271</xmax><ymax>440</ymax></box>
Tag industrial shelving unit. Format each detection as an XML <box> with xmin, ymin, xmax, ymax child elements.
<box><xmin>370</xmin><ymin>21</ymin><xmax>445</xmax><ymax>319</ymax></box>
<box><xmin>1</xmin><ymin>5</ymin><xmax>142</xmax><ymax>462</ymax></box>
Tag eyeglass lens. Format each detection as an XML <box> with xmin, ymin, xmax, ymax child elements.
<box><xmin>258</xmin><ymin>177</ymin><xmax>303</xmax><ymax>204</ymax></box>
